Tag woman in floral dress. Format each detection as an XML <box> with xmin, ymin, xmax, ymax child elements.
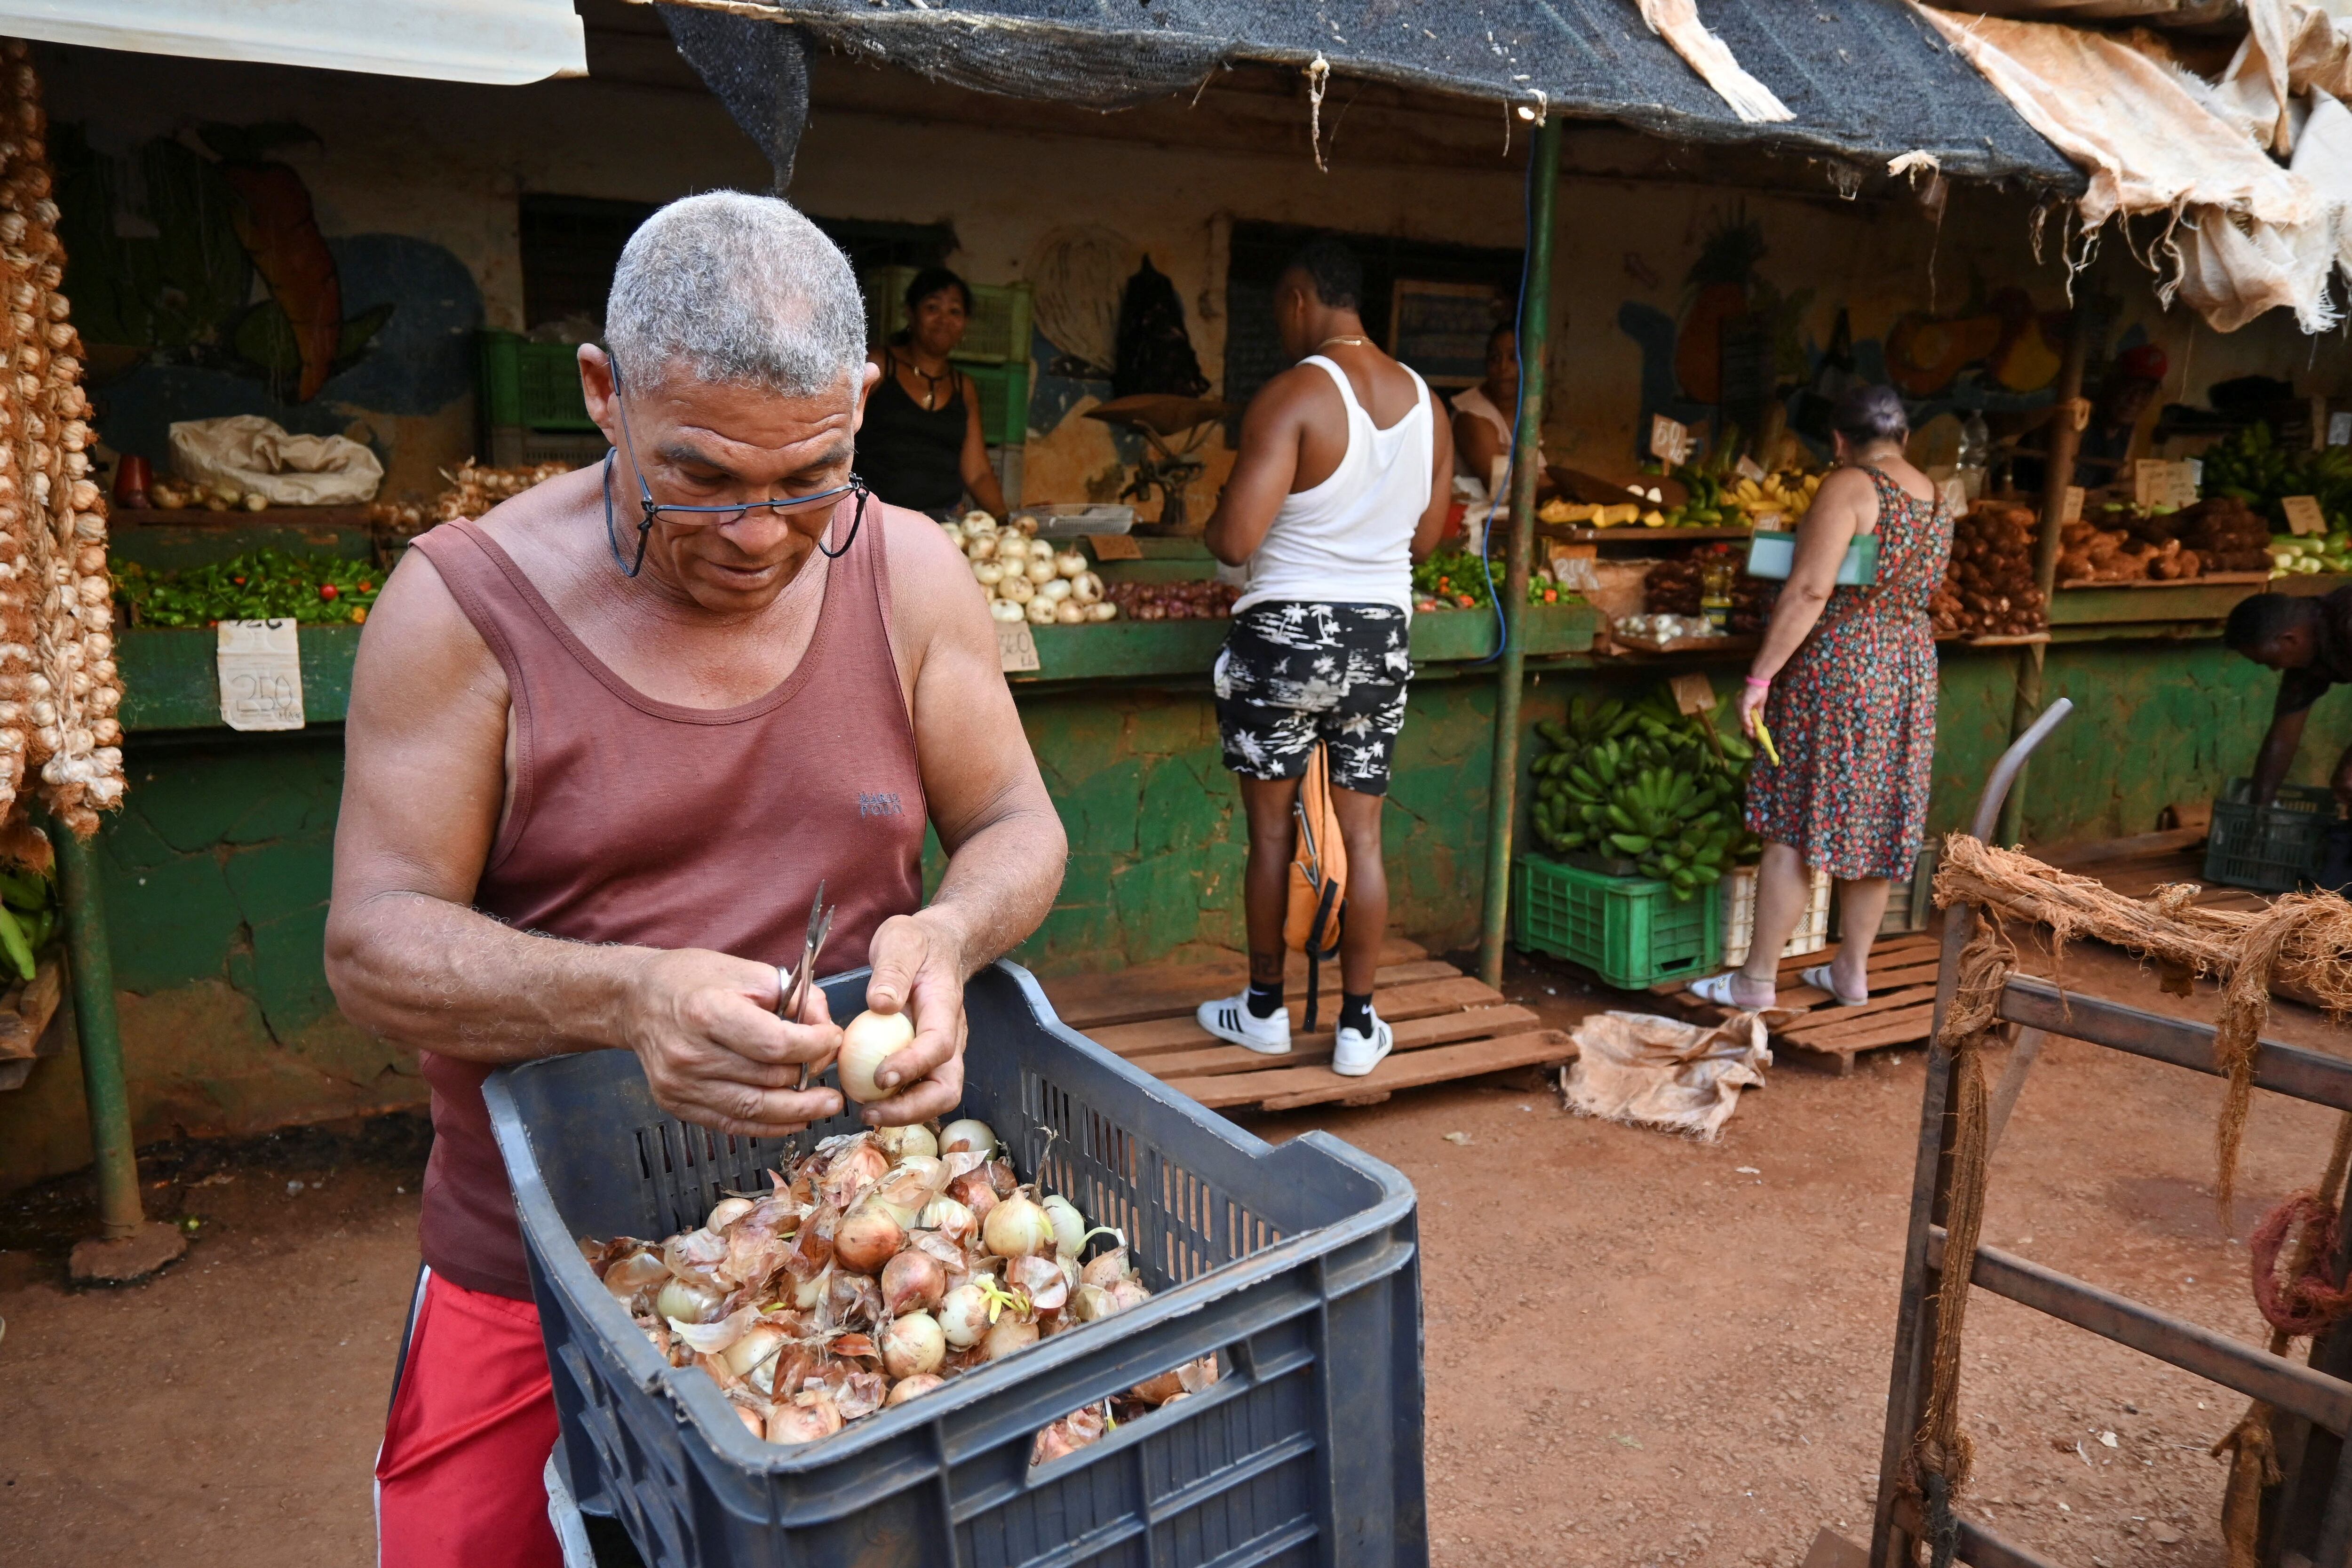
<box><xmin>1692</xmin><ymin>384</ymin><xmax>1951</xmax><ymax>1011</ymax></box>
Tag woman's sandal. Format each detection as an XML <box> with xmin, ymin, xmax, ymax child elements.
<box><xmin>1799</xmin><ymin>963</ymin><xmax>1870</xmax><ymax>1008</ymax></box>
<box><xmin>1689</xmin><ymin>971</ymin><xmax>1774</xmax><ymax>1009</ymax></box>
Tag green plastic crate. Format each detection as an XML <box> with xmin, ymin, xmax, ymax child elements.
<box><xmin>2206</xmin><ymin>778</ymin><xmax>2338</xmax><ymax>893</ymax></box>
<box><xmin>479</xmin><ymin>331</ymin><xmax>596</xmax><ymax>432</ymax></box>
<box><xmin>1513</xmin><ymin>854</ymin><xmax>1721</xmax><ymax>990</ymax></box>
<box><xmin>863</xmin><ymin>267</ymin><xmax>1033</xmax><ymax>364</ymax></box>
<box><xmin>962</xmin><ymin>359</ymin><xmax>1030</xmax><ymax>447</ymax></box>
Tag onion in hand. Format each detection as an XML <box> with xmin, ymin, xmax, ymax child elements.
<box><xmin>838</xmin><ymin>1009</ymin><xmax>915</xmax><ymax>1104</ymax></box>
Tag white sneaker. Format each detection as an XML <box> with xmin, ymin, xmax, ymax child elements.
<box><xmin>1332</xmin><ymin>1013</ymin><xmax>1394</xmax><ymax>1077</ymax></box>
<box><xmin>1197</xmin><ymin>992</ymin><xmax>1292</xmax><ymax>1055</ymax></box>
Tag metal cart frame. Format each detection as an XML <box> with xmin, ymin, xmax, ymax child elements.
<box><xmin>1870</xmin><ymin>700</ymin><xmax>2352</xmax><ymax>1568</ymax></box>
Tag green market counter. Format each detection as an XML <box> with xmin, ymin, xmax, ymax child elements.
<box><xmin>10</xmin><ymin>532</ymin><xmax>2347</xmax><ymax>1187</ymax></box>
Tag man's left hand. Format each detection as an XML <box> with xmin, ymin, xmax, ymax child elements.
<box><xmin>858</xmin><ymin>910</ymin><xmax>971</xmax><ymax>1127</ymax></box>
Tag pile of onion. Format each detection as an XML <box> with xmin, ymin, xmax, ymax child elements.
<box><xmin>582</xmin><ymin>1111</ymin><xmax>1214</xmax><ymax>1459</ymax></box>
<box><xmin>941</xmin><ymin>510</ymin><xmax>1117</xmax><ymax>628</ymax></box>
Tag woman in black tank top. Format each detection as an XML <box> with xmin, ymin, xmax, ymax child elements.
<box><xmin>860</xmin><ymin>267</ymin><xmax>1009</xmax><ymax>520</ymax></box>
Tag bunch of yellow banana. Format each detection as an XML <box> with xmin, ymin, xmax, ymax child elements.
<box><xmin>1731</xmin><ymin>470</ymin><xmax>1822</xmax><ymax>525</ymax></box>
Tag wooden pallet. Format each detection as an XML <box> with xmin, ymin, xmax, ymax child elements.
<box><xmin>1041</xmin><ymin>942</ymin><xmax>1575</xmax><ymax>1114</ymax></box>
<box><xmin>1677</xmin><ymin>932</ymin><xmax>1945</xmax><ymax>1075</ymax></box>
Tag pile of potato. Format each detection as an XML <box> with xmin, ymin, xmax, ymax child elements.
<box><xmin>946</xmin><ymin>513</ymin><xmax>1117</xmax><ymax>626</ymax></box>
<box><xmin>1932</xmin><ymin>501</ymin><xmax>2047</xmax><ymax>637</ymax></box>
<box><xmin>0</xmin><ymin>49</ymin><xmax>124</xmax><ymax>837</ymax></box>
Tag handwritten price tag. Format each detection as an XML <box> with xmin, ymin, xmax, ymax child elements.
<box><xmin>2284</xmin><ymin>495</ymin><xmax>2328</xmax><ymax>537</ymax></box>
<box><xmin>1086</xmin><ymin>533</ymin><xmax>1142</xmax><ymax>561</ymax></box>
<box><xmin>996</xmin><ymin>621</ymin><xmax>1040</xmax><ymax>674</ymax></box>
<box><xmin>2061</xmin><ymin>486</ymin><xmax>2085</xmax><ymax>525</ymax></box>
<box><xmin>1669</xmin><ymin>672</ymin><xmax>1718</xmax><ymax>715</ymax></box>
<box><xmin>2134</xmin><ymin>459</ymin><xmax>2199</xmax><ymax>510</ymax></box>
<box><xmin>1648</xmin><ymin>414</ymin><xmax>1691</xmax><ymax>467</ymax></box>
<box><xmin>216</xmin><ymin>620</ymin><xmax>304</xmax><ymax>731</ymax></box>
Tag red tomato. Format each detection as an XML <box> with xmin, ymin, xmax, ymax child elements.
<box><xmin>319</xmin><ymin>583</ymin><xmax>340</xmax><ymax>601</ymax></box>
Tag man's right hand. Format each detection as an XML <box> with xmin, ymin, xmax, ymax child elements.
<box><xmin>621</xmin><ymin>948</ymin><xmax>844</xmax><ymax>1137</ymax></box>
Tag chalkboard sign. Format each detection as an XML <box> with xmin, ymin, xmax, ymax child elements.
<box><xmin>1390</xmin><ymin>280</ymin><xmax>1504</xmax><ymax>389</ymax></box>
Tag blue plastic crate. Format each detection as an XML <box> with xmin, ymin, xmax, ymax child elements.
<box><xmin>485</xmin><ymin>963</ymin><xmax>1426</xmax><ymax>1568</ymax></box>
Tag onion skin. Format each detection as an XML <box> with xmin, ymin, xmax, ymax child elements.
<box><xmin>882</xmin><ymin>1312</ymin><xmax>947</xmax><ymax>1379</ymax></box>
<box><xmin>1071</xmin><ymin>1283</ymin><xmax>1117</xmax><ymax>1322</ymax></box>
<box><xmin>832</xmin><ymin>1198</ymin><xmax>905</xmax><ymax>1275</ymax></box>
<box><xmin>885</xmin><ymin>1373</ymin><xmax>946</xmax><ymax>1408</ymax></box>
<box><xmin>1079</xmin><ymin>1248</ymin><xmax>1131</xmax><ymax>1290</ymax></box>
<box><xmin>881</xmin><ymin>1247</ymin><xmax>946</xmax><ymax>1316</ymax></box>
<box><xmin>719</xmin><ymin>1322</ymin><xmax>787</xmax><ymax>1380</ymax></box>
<box><xmin>767</xmin><ymin>1392</ymin><xmax>844</xmax><ymax>1445</ymax></box>
<box><xmin>876</xmin><ymin>1124</ymin><xmax>939</xmax><ymax>1162</ymax></box>
<box><xmin>707</xmin><ymin>1197</ymin><xmax>754</xmax><ymax>1231</ymax></box>
<box><xmin>655</xmin><ymin>1277</ymin><xmax>727</xmax><ymax>1325</ymax></box>
<box><xmin>948</xmin><ymin>1171</ymin><xmax>998</xmax><ymax>1224</ymax></box>
<box><xmin>838</xmin><ymin>1010</ymin><xmax>915</xmax><ymax>1104</ymax></box>
<box><xmin>918</xmin><ymin>1194</ymin><xmax>976</xmax><ymax>1242</ymax></box>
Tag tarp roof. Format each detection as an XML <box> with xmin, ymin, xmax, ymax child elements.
<box><xmin>0</xmin><ymin>0</ymin><xmax>586</xmax><ymax>84</ymax></box>
<box><xmin>658</xmin><ymin>0</ymin><xmax>2082</xmax><ymax>190</ymax></box>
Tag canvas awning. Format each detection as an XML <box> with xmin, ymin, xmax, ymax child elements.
<box><xmin>0</xmin><ymin>0</ymin><xmax>587</xmax><ymax>85</ymax></box>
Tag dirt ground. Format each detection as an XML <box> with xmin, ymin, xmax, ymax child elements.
<box><xmin>2</xmin><ymin>936</ymin><xmax>2347</xmax><ymax>1568</ymax></box>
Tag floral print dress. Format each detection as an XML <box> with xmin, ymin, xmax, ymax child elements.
<box><xmin>1744</xmin><ymin>466</ymin><xmax>1952</xmax><ymax>881</ymax></box>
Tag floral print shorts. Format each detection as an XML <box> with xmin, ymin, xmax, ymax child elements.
<box><xmin>1212</xmin><ymin>602</ymin><xmax>1412</xmax><ymax>794</ymax></box>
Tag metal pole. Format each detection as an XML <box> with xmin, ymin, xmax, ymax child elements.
<box><xmin>1477</xmin><ymin>115</ymin><xmax>1562</xmax><ymax>991</ymax></box>
<box><xmin>1993</xmin><ymin>311</ymin><xmax>2093</xmax><ymax>848</ymax></box>
<box><xmin>53</xmin><ymin>818</ymin><xmax>142</xmax><ymax>1240</ymax></box>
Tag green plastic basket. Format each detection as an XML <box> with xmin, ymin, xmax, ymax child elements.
<box><xmin>2206</xmin><ymin>778</ymin><xmax>2338</xmax><ymax>893</ymax></box>
<box><xmin>863</xmin><ymin>268</ymin><xmax>1034</xmax><ymax>365</ymax></box>
<box><xmin>1512</xmin><ymin>854</ymin><xmax>1721</xmax><ymax>990</ymax></box>
<box><xmin>478</xmin><ymin>331</ymin><xmax>596</xmax><ymax>432</ymax></box>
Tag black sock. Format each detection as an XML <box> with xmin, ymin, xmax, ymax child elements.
<box><xmin>1339</xmin><ymin>992</ymin><xmax>1374</xmax><ymax>1035</ymax></box>
<box><xmin>1246</xmin><ymin>980</ymin><xmax>1285</xmax><ymax>1019</ymax></box>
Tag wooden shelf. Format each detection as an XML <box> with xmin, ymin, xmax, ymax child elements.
<box><xmin>1538</xmin><ymin>525</ymin><xmax>1750</xmax><ymax>545</ymax></box>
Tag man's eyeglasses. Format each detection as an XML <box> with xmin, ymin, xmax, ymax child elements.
<box><xmin>601</xmin><ymin>358</ymin><xmax>866</xmax><ymax>578</ymax></box>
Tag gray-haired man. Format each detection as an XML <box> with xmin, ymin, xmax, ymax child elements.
<box><xmin>327</xmin><ymin>191</ymin><xmax>1065</xmax><ymax>1564</ymax></box>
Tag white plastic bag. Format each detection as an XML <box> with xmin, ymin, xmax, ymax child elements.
<box><xmin>167</xmin><ymin>415</ymin><xmax>384</xmax><ymax>507</ymax></box>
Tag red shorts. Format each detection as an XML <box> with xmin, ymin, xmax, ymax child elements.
<box><xmin>377</xmin><ymin>1268</ymin><xmax>563</xmax><ymax>1568</ymax></box>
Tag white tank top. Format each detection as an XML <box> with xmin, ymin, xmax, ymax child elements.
<box><xmin>1235</xmin><ymin>355</ymin><xmax>1433</xmax><ymax>617</ymax></box>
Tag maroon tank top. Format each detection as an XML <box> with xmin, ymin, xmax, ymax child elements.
<box><xmin>405</xmin><ymin>503</ymin><xmax>927</xmax><ymax>1298</ymax></box>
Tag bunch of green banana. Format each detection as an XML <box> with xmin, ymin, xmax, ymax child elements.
<box><xmin>2206</xmin><ymin>423</ymin><xmax>2352</xmax><ymax>526</ymax></box>
<box><xmin>1527</xmin><ymin>689</ymin><xmax>1763</xmax><ymax>900</ymax></box>
<box><xmin>0</xmin><ymin>863</ymin><xmax>53</xmax><ymax>980</ymax></box>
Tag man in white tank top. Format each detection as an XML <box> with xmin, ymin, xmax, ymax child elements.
<box><xmin>1194</xmin><ymin>239</ymin><xmax>1454</xmax><ymax>1078</ymax></box>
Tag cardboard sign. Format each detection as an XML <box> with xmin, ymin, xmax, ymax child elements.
<box><xmin>1936</xmin><ymin>475</ymin><xmax>1969</xmax><ymax>517</ymax></box>
<box><xmin>1734</xmin><ymin>454</ymin><xmax>1766</xmax><ymax>483</ymax></box>
<box><xmin>1669</xmin><ymin>672</ymin><xmax>1718</xmax><ymax>715</ymax></box>
<box><xmin>1648</xmin><ymin>414</ymin><xmax>1691</xmax><ymax>467</ymax></box>
<box><xmin>216</xmin><ymin>620</ymin><xmax>304</xmax><ymax>731</ymax></box>
<box><xmin>2134</xmin><ymin>459</ymin><xmax>2199</xmax><ymax>510</ymax></box>
<box><xmin>2285</xmin><ymin>495</ymin><xmax>2328</xmax><ymax>536</ymax></box>
<box><xmin>1086</xmin><ymin>533</ymin><xmax>1142</xmax><ymax>561</ymax></box>
<box><xmin>2330</xmin><ymin>411</ymin><xmax>2351</xmax><ymax>448</ymax></box>
<box><xmin>996</xmin><ymin>621</ymin><xmax>1040</xmax><ymax>674</ymax></box>
<box><xmin>2061</xmin><ymin>486</ymin><xmax>2085</xmax><ymax>525</ymax></box>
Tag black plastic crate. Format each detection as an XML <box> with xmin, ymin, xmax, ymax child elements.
<box><xmin>2205</xmin><ymin>778</ymin><xmax>2338</xmax><ymax>893</ymax></box>
<box><xmin>485</xmin><ymin>963</ymin><xmax>1426</xmax><ymax>1568</ymax></box>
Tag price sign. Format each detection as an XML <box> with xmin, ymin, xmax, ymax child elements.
<box><xmin>2329</xmin><ymin>411</ymin><xmax>2351</xmax><ymax>447</ymax></box>
<box><xmin>1734</xmin><ymin>454</ymin><xmax>1767</xmax><ymax>482</ymax></box>
<box><xmin>216</xmin><ymin>620</ymin><xmax>304</xmax><ymax>731</ymax></box>
<box><xmin>2061</xmin><ymin>486</ymin><xmax>2085</xmax><ymax>525</ymax></box>
<box><xmin>2285</xmin><ymin>495</ymin><xmax>2328</xmax><ymax>536</ymax></box>
<box><xmin>1086</xmin><ymin>533</ymin><xmax>1141</xmax><ymax>561</ymax></box>
<box><xmin>996</xmin><ymin>621</ymin><xmax>1040</xmax><ymax>674</ymax></box>
<box><xmin>2134</xmin><ymin>459</ymin><xmax>2200</xmax><ymax>510</ymax></box>
<box><xmin>1936</xmin><ymin>474</ymin><xmax>1969</xmax><ymax>517</ymax></box>
<box><xmin>1648</xmin><ymin>414</ymin><xmax>1692</xmax><ymax>467</ymax></box>
<box><xmin>1669</xmin><ymin>672</ymin><xmax>1718</xmax><ymax>715</ymax></box>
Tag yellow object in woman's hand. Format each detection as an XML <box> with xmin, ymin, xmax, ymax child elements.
<box><xmin>1753</xmin><ymin>716</ymin><xmax>1783</xmax><ymax>767</ymax></box>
